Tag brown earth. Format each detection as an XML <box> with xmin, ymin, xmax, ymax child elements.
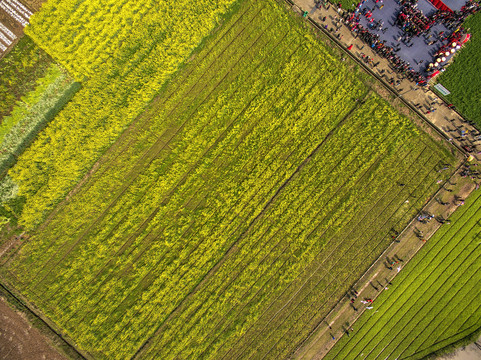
<box><xmin>0</xmin><ymin>10</ymin><xmax>22</xmax><ymax>61</ymax></box>
<box><xmin>21</xmin><ymin>0</ymin><xmax>45</xmax><ymax>12</ymax></box>
<box><xmin>0</xmin><ymin>0</ymin><xmax>46</xmax><ymax>60</ymax></box>
<box><xmin>0</xmin><ymin>10</ymin><xmax>23</xmax><ymax>38</ymax></box>
<box><xmin>438</xmin><ymin>334</ymin><xmax>481</xmax><ymax>360</ymax></box>
<box><xmin>0</xmin><ymin>296</ymin><xmax>66</xmax><ymax>360</ymax></box>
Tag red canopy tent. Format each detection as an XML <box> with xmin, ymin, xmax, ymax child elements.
<box><xmin>462</xmin><ymin>33</ymin><xmax>471</xmax><ymax>43</ymax></box>
<box><xmin>427</xmin><ymin>70</ymin><xmax>441</xmax><ymax>78</ymax></box>
<box><xmin>428</xmin><ymin>0</ymin><xmax>454</xmax><ymax>12</ymax></box>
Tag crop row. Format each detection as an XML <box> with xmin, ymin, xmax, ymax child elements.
<box><xmin>9</xmin><ymin>0</ymin><xmax>244</xmax><ymax>229</ymax></box>
<box><xmin>437</xmin><ymin>12</ymin><xmax>481</xmax><ymax>126</ymax></box>
<box><xmin>0</xmin><ymin>36</ymin><xmax>53</xmax><ymax>119</ymax></box>
<box><xmin>241</xmin><ymin>155</ymin><xmax>447</xmax><ymax>360</ymax></box>
<box><xmin>11</xmin><ymin>0</ymin><xmax>274</xmax><ymax>281</ymax></box>
<box><xmin>0</xmin><ymin>65</ymin><xmax>78</xmax><ymax>177</ymax></box>
<box><xmin>19</xmin><ymin>8</ymin><xmax>309</xmax><ymax>299</ymax></box>
<box><xmin>139</xmin><ymin>100</ymin><xmax>450</xmax><ymax>360</ymax></box>
<box><xmin>26</xmin><ymin>0</ymin><xmax>239</xmax><ymax>79</ymax></box>
<box><xmin>5</xmin><ymin>0</ymin><xmax>457</xmax><ymax>359</ymax></box>
<box><xmin>325</xmin><ymin>190</ymin><xmax>481</xmax><ymax>360</ymax></box>
<box><xmin>7</xmin><ymin>4</ymin><xmax>374</xmax><ymax>357</ymax></box>
<box><xmin>225</xmin><ymin>143</ymin><xmax>428</xmax><ymax>359</ymax></box>
<box><xmin>8</xmin><ymin>0</ymin><xmax>267</xmax><ymax>265</ymax></box>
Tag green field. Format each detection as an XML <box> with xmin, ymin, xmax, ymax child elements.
<box><xmin>0</xmin><ymin>0</ymin><xmax>459</xmax><ymax>359</ymax></box>
<box><xmin>0</xmin><ymin>36</ymin><xmax>78</xmax><ymax>226</ymax></box>
<box><xmin>0</xmin><ymin>37</ymin><xmax>54</xmax><ymax>120</ymax></box>
<box><xmin>324</xmin><ymin>188</ymin><xmax>481</xmax><ymax>360</ymax></box>
<box><xmin>337</xmin><ymin>0</ymin><xmax>360</xmax><ymax>10</ymax></box>
<box><xmin>0</xmin><ymin>64</ymin><xmax>79</xmax><ymax>175</ymax></box>
<box><xmin>7</xmin><ymin>0</ymin><xmax>238</xmax><ymax>228</ymax></box>
<box><xmin>437</xmin><ymin>12</ymin><xmax>481</xmax><ymax>127</ymax></box>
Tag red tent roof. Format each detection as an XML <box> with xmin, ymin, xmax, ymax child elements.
<box><xmin>428</xmin><ymin>0</ymin><xmax>454</xmax><ymax>12</ymax></box>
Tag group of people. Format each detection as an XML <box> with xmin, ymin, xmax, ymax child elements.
<box><xmin>436</xmin><ymin>0</ymin><xmax>481</xmax><ymax>28</ymax></box>
<box><xmin>342</xmin><ymin>0</ymin><xmax>480</xmax><ymax>81</ymax></box>
<box><xmin>396</xmin><ymin>1</ymin><xmax>432</xmax><ymax>37</ymax></box>
<box><xmin>417</xmin><ymin>212</ymin><xmax>435</xmax><ymax>223</ymax></box>
<box><xmin>395</xmin><ymin>0</ymin><xmax>480</xmax><ymax>75</ymax></box>
<box><xmin>396</xmin><ymin>0</ymin><xmax>479</xmax><ymax>39</ymax></box>
<box><xmin>460</xmin><ymin>163</ymin><xmax>481</xmax><ymax>179</ymax></box>
<box><xmin>346</xmin><ymin>16</ymin><xmax>428</xmax><ymax>85</ymax></box>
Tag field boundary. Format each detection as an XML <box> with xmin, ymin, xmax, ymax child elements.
<box><xmin>0</xmin><ymin>277</ymin><xmax>89</xmax><ymax>359</ymax></box>
<box><xmin>316</xmin><ymin>188</ymin><xmax>481</xmax><ymax>360</ymax></box>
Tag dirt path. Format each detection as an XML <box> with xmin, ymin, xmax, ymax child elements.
<box><xmin>438</xmin><ymin>334</ymin><xmax>481</xmax><ymax>360</ymax></box>
<box><xmin>293</xmin><ymin>162</ymin><xmax>477</xmax><ymax>359</ymax></box>
<box><xmin>0</xmin><ymin>295</ymin><xmax>66</xmax><ymax>360</ymax></box>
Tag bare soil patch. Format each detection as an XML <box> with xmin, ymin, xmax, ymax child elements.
<box><xmin>21</xmin><ymin>0</ymin><xmax>45</xmax><ymax>12</ymax></box>
<box><xmin>0</xmin><ymin>10</ymin><xmax>23</xmax><ymax>37</ymax></box>
<box><xmin>0</xmin><ymin>296</ymin><xmax>66</xmax><ymax>360</ymax></box>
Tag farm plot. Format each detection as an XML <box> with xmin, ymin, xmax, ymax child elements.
<box><xmin>0</xmin><ymin>36</ymin><xmax>53</xmax><ymax>120</ymax></box>
<box><xmin>25</xmin><ymin>0</ymin><xmax>238</xmax><ymax>80</ymax></box>
<box><xmin>0</xmin><ymin>0</ymin><xmax>30</xmax><ymax>58</ymax></box>
<box><xmin>0</xmin><ymin>36</ymin><xmax>78</xmax><ymax>226</ymax></box>
<box><xmin>436</xmin><ymin>12</ymin><xmax>481</xmax><ymax>127</ymax></box>
<box><xmin>6</xmin><ymin>0</ymin><xmax>239</xmax><ymax>229</ymax></box>
<box><xmin>1</xmin><ymin>1</ymin><xmax>459</xmax><ymax>359</ymax></box>
<box><xmin>0</xmin><ymin>37</ymin><xmax>79</xmax><ymax>226</ymax></box>
<box><xmin>0</xmin><ymin>64</ymin><xmax>78</xmax><ymax>176</ymax></box>
<box><xmin>324</xmin><ymin>188</ymin><xmax>481</xmax><ymax>360</ymax></box>
<box><xmin>0</xmin><ymin>0</ymin><xmax>32</xmax><ymax>28</ymax></box>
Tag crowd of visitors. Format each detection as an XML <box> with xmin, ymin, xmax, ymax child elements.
<box><xmin>345</xmin><ymin>12</ymin><xmax>428</xmax><ymax>85</ymax></box>
<box><xmin>341</xmin><ymin>0</ymin><xmax>480</xmax><ymax>82</ymax></box>
<box><xmin>396</xmin><ymin>1</ymin><xmax>431</xmax><ymax>37</ymax></box>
